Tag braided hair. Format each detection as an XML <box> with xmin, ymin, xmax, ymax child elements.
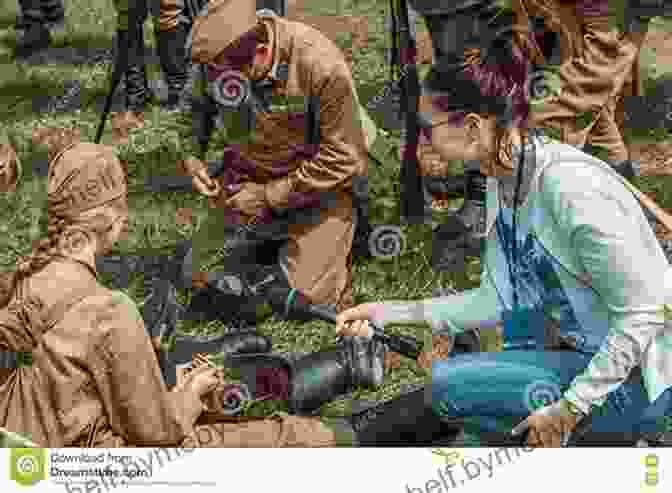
<box><xmin>0</xmin><ymin>131</ymin><xmax>127</xmax><ymax>309</ymax></box>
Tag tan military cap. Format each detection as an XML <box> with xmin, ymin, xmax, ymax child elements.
<box><xmin>189</xmin><ymin>0</ymin><xmax>257</xmax><ymax>64</ymax></box>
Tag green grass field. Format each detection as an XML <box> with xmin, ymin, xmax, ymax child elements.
<box><xmin>1</xmin><ymin>0</ymin><xmax>671</xmax><ymax>425</ymax></box>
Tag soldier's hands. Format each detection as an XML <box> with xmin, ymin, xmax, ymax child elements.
<box><xmin>181</xmin><ymin>157</ymin><xmax>221</xmax><ymax>198</ymax></box>
<box><xmin>186</xmin><ymin>365</ymin><xmax>220</xmax><ymax>400</ymax></box>
<box><xmin>224</xmin><ymin>182</ymin><xmax>267</xmax><ymax>217</ymax></box>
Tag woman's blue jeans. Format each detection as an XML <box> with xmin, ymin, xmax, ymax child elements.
<box><xmin>432</xmin><ymin>349</ymin><xmax>672</xmax><ymax>444</ymax></box>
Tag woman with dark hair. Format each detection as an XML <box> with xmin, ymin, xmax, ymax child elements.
<box><xmin>411</xmin><ymin>0</ymin><xmax>653</xmax><ymax>270</ymax></box>
<box><xmin>336</xmin><ymin>22</ymin><xmax>672</xmax><ymax>447</ymax></box>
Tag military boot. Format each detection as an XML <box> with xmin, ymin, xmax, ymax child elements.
<box><xmin>15</xmin><ymin>22</ymin><xmax>51</xmax><ymax>58</ymax></box>
<box><xmin>156</xmin><ymin>23</ymin><xmax>191</xmax><ymax>112</ymax></box>
<box><xmin>224</xmin><ymin>335</ymin><xmax>387</xmax><ymax>415</ymax></box>
<box><xmin>15</xmin><ymin>0</ymin><xmax>53</xmax><ymax>58</ymax></box>
<box><xmin>125</xmin><ymin>25</ymin><xmax>150</xmax><ymax>113</ymax></box>
<box><xmin>114</xmin><ymin>27</ymin><xmax>149</xmax><ymax>114</ymax></box>
<box><xmin>16</xmin><ymin>0</ymin><xmax>65</xmax><ymax>33</ymax></box>
<box><xmin>352</xmin><ymin>385</ymin><xmax>463</xmax><ymax>446</ymax></box>
<box><xmin>432</xmin><ymin>168</ymin><xmax>487</xmax><ymax>272</ymax></box>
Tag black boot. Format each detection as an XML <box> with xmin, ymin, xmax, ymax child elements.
<box><xmin>224</xmin><ymin>336</ymin><xmax>387</xmax><ymax>415</ymax></box>
<box><xmin>16</xmin><ymin>0</ymin><xmax>65</xmax><ymax>51</ymax></box>
<box><xmin>157</xmin><ymin>23</ymin><xmax>191</xmax><ymax>112</ymax></box>
<box><xmin>42</xmin><ymin>0</ymin><xmax>65</xmax><ymax>32</ymax></box>
<box><xmin>352</xmin><ymin>386</ymin><xmax>464</xmax><ymax>446</ymax></box>
<box><xmin>117</xmin><ymin>27</ymin><xmax>149</xmax><ymax>113</ymax></box>
<box><xmin>432</xmin><ymin>169</ymin><xmax>487</xmax><ymax>272</ymax></box>
<box><xmin>15</xmin><ymin>21</ymin><xmax>51</xmax><ymax>58</ymax></box>
<box><xmin>424</xmin><ymin>175</ymin><xmax>466</xmax><ymax>197</ymax></box>
<box><xmin>287</xmin><ymin>335</ymin><xmax>387</xmax><ymax>414</ymax></box>
<box><xmin>161</xmin><ymin>329</ymin><xmax>273</xmax><ymax>387</ymax></box>
<box><xmin>183</xmin><ymin>264</ymin><xmax>284</xmax><ymax>325</ymax></box>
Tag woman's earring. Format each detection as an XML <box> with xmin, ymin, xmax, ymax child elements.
<box><xmin>498</xmin><ymin>134</ymin><xmax>514</xmax><ymax>169</ymax></box>
<box><xmin>498</xmin><ymin>147</ymin><xmax>511</xmax><ymax>168</ymax></box>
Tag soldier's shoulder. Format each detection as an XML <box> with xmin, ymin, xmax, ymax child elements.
<box><xmin>72</xmin><ymin>288</ymin><xmax>142</xmax><ymax>325</ymax></box>
<box><xmin>285</xmin><ymin>20</ymin><xmax>349</xmax><ymax>69</ymax></box>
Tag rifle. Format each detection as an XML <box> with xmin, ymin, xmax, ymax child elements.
<box><xmin>143</xmin><ymin>159</ymin><xmax>225</xmax><ymax>193</ymax></box>
<box><xmin>391</xmin><ymin>0</ymin><xmax>426</xmax><ymax>224</ymax></box>
<box><xmin>94</xmin><ymin>0</ymin><xmax>146</xmax><ymax>143</ymax></box>
<box><xmin>184</xmin><ymin>0</ymin><xmax>213</xmax><ymax>159</ymax></box>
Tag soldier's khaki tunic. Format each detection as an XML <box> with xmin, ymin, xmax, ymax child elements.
<box><xmin>199</xmin><ymin>16</ymin><xmax>368</xmax><ymax>310</ymax></box>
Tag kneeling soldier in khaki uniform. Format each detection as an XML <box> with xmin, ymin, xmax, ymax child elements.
<box><xmin>187</xmin><ymin>0</ymin><xmax>369</xmax><ymax>312</ymax></box>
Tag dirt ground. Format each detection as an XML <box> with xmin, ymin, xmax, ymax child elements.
<box><xmin>285</xmin><ymin>1</ymin><xmax>433</xmax><ymax>63</ymax></box>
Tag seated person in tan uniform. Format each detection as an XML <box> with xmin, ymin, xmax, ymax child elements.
<box><xmin>0</xmin><ymin>141</ymin><xmax>359</xmax><ymax>447</ymax></box>
<box><xmin>186</xmin><ymin>0</ymin><xmax>369</xmax><ymax>314</ymax></box>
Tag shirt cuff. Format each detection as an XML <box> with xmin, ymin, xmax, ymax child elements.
<box><xmin>264</xmin><ymin>177</ymin><xmax>292</xmax><ymax>211</ymax></box>
<box><xmin>562</xmin><ymin>387</ymin><xmax>592</xmax><ymax>416</ymax></box>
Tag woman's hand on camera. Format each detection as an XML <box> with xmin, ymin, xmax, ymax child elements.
<box><xmin>335</xmin><ymin>302</ymin><xmax>381</xmax><ymax>338</ymax></box>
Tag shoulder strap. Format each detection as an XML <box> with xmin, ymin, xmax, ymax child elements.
<box><xmin>305</xmin><ymin>93</ymin><xmax>320</xmax><ymax>148</ymax></box>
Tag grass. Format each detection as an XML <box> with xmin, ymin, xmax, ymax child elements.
<box><xmin>1</xmin><ymin>0</ymin><xmax>671</xmax><ymax>427</ymax></box>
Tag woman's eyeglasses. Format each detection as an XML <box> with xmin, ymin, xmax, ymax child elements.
<box><xmin>417</xmin><ymin>112</ymin><xmax>457</xmax><ymax>139</ymax></box>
